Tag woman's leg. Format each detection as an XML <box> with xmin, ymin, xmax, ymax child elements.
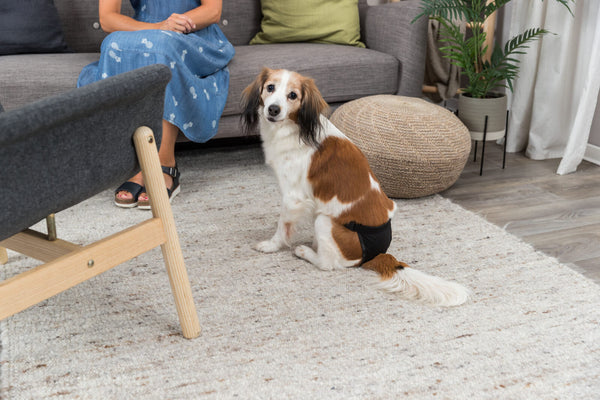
<box><xmin>115</xmin><ymin>120</ymin><xmax>178</xmax><ymax>203</ymax></box>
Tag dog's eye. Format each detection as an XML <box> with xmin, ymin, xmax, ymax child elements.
<box><xmin>266</xmin><ymin>84</ymin><xmax>275</xmax><ymax>92</ymax></box>
<box><xmin>288</xmin><ymin>92</ymin><xmax>298</xmax><ymax>100</ymax></box>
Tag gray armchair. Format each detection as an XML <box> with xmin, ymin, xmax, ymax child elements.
<box><xmin>0</xmin><ymin>64</ymin><xmax>200</xmax><ymax>339</ymax></box>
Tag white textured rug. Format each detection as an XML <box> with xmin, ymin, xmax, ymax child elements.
<box><xmin>1</xmin><ymin>144</ymin><xmax>599</xmax><ymax>399</ymax></box>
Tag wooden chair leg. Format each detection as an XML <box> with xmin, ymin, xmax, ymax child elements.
<box><xmin>133</xmin><ymin>126</ymin><xmax>201</xmax><ymax>339</ymax></box>
<box><xmin>0</xmin><ymin>247</ymin><xmax>7</xmax><ymax>265</ymax></box>
<box><xmin>46</xmin><ymin>214</ymin><xmax>57</xmax><ymax>241</ymax></box>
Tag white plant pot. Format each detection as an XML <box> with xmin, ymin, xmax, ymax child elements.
<box><xmin>458</xmin><ymin>93</ymin><xmax>507</xmax><ymax>141</ymax></box>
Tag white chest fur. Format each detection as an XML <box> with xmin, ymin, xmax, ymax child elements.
<box><xmin>259</xmin><ymin>118</ymin><xmax>316</xmax><ymax>204</ymax></box>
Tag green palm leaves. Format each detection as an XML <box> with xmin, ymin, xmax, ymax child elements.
<box><xmin>414</xmin><ymin>0</ymin><xmax>573</xmax><ymax>98</ymax></box>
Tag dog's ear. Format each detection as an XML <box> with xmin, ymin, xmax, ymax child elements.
<box><xmin>297</xmin><ymin>77</ymin><xmax>329</xmax><ymax>147</ymax></box>
<box><xmin>241</xmin><ymin>68</ymin><xmax>271</xmax><ymax>135</ymax></box>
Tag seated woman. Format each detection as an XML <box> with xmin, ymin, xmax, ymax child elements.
<box><xmin>78</xmin><ymin>0</ymin><xmax>235</xmax><ymax>208</ymax></box>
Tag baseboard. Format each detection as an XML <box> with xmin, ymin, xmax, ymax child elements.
<box><xmin>584</xmin><ymin>143</ymin><xmax>600</xmax><ymax>166</ymax></box>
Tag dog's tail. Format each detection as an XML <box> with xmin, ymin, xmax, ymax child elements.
<box><xmin>361</xmin><ymin>254</ymin><xmax>470</xmax><ymax>307</ymax></box>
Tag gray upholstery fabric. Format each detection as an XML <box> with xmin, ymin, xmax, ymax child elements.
<box><xmin>0</xmin><ymin>64</ymin><xmax>170</xmax><ymax>242</ymax></box>
<box><xmin>53</xmin><ymin>0</ymin><xmax>134</xmax><ymax>52</ymax></box>
<box><xmin>0</xmin><ymin>53</ymin><xmax>101</xmax><ymax>111</ymax></box>
<box><xmin>365</xmin><ymin>0</ymin><xmax>428</xmax><ymax>97</ymax></box>
<box><xmin>223</xmin><ymin>43</ymin><xmax>398</xmax><ymax>116</ymax></box>
<box><xmin>220</xmin><ymin>0</ymin><xmax>262</xmax><ymax>46</ymax></box>
<box><xmin>0</xmin><ymin>42</ymin><xmax>399</xmax><ymax>114</ymax></box>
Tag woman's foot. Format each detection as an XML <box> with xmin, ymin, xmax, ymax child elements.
<box><xmin>116</xmin><ymin>119</ymin><xmax>180</xmax><ymax>209</ymax></box>
<box><xmin>114</xmin><ymin>172</ymin><xmax>145</xmax><ymax>208</ymax></box>
<box><xmin>137</xmin><ymin>165</ymin><xmax>180</xmax><ymax>210</ymax></box>
<box><xmin>114</xmin><ymin>167</ymin><xmax>175</xmax><ymax>209</ymax></box>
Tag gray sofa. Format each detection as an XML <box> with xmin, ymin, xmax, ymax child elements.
<box><xmin>0</xmin><ymin>0</ymin><xmax>427</xmax><ymax>140</ymax></box>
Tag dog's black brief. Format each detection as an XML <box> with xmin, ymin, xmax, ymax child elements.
<box><xmin>344</xmin><ymin>219</ymin><xmax>392</xmax><ymax>264</ymax></box>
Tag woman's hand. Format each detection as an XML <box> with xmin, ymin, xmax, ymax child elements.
<box><xmin>158</xmin><ymin>13</ymin><xmax>197</xmax><ymax>33</ymax></box>
<box><xmin>98</xmin><ymin>0</ymin><xmax>220</xmax><ymax>33</ymax></box>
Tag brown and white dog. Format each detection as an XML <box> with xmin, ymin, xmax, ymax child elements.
<box><xmin>241</xmin><ymin>68</ymin><xmax>469</xmax><ymax>306</ymax></box>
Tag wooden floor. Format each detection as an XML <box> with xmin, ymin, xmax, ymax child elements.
<box><xmin>440</xmin><ymin>142</ymin><xmax>600</xmax><ymax>284</ymax></box>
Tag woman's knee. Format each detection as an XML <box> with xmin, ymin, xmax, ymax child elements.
<box><xmin>102</xmin><ymin>30</ymin><xmax>177</xmax><ymax>55</ymax></box>
<box><xmin>101</xmin><ymin>31</ymin><xmax>131</xmax><ymax>53</ymax></box>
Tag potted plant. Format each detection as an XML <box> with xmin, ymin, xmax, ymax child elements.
<box><xmin>413</xmin><ymin>0</ymin><xmax>573</xmax><ymax>140</ymax></box>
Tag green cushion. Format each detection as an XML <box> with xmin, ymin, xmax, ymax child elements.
<box><xmin>250</xmin><ymin>0</ymin><xmax>365</xmax><ymax>48</ymax></box>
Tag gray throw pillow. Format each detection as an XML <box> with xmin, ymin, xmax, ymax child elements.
<box><xmin>0</xmin><ymin>0</ymin><xmax>69</xmax><ymax>55</ymax></box>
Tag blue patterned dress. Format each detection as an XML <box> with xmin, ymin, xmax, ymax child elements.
<box><xmin>78</xmin><ymin>0</ymin><xmax>235</xmax><ymax>142</ymax></box>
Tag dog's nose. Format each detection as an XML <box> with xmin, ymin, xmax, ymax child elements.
<box><xmin>268</xmin><ymin>104</ymin><xmax>280</xmax><ymax>117</ymax></box>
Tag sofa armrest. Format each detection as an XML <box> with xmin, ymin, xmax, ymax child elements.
<box><xmin>364</xmin><ymin>0</ymin><xmax>428</xmax><ymax>98</ymax></box>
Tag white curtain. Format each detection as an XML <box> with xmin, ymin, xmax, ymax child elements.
<box><xmin>506</xmin><ymin>0</ymin><xmax>600</xmax><ymax>175</ymax></box>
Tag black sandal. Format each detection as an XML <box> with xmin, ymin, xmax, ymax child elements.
<box><xmin>138</xmin><ymin>165</ymin><xmax>181</xmax><ymax>210</ymax></box>
<box><xmin>114</xmin><ymin>181</ymin><xmax>145</xmax><ymax>208</ymax></box>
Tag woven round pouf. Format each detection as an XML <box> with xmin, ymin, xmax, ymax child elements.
<box><xmin>330</xmin><ymin>95</ymin><xmax>471</xmax><ymax>198</ymax></box>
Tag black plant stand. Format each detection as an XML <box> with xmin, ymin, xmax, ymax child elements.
<box><xmin>468</xmin><ymin>110</ymin><xmax>510</xmax><ymax>176</ymax></box>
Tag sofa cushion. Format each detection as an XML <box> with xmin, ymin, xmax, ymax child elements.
<box><xmin>0</xmin><ymin>43</ymin><xmax>399</xmax><ymax>113</ymax></box>
<box><xmin>53</xmin><ymin>0</ymin><xmax>134</xmax><ymax>53</ymax></box>
<box><xmin>0</xmin><ymin>53</ymin><xmax>101</xmax><ymax>111</ymax></box>
<box><xmin>220</xmin><ymin>0</ymin><xmax>262</xmax><ymax>46</ymax></box>
<box><xmin>0</xmin><ymin>0</ymin><xmax>69</xmax><ymax>55</ymax></box>
<box><xmin>223</xmin><ymin>43</ymin><xmax>398</xmax><ymax>115</ymax></box>
<box><xmin>250</xmin><ymin>0</ymin><xmax>364</xmax><ymax>48</ymax></box>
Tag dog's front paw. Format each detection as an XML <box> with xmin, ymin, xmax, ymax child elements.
<box><xmin>255</xmin><ymin>240</ymin><xmax>281</xmax><ymax>253</ymax></box>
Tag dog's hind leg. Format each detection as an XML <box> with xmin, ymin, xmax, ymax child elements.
<box><xmin>293</xmin><ymin>245</ymin><xmax>322</xmax><ymax>267</ymax></box>
<box><xmin>294</xmin><ymin>215</ymin><xmax>360</xmax><ymax>270</ymax></box>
